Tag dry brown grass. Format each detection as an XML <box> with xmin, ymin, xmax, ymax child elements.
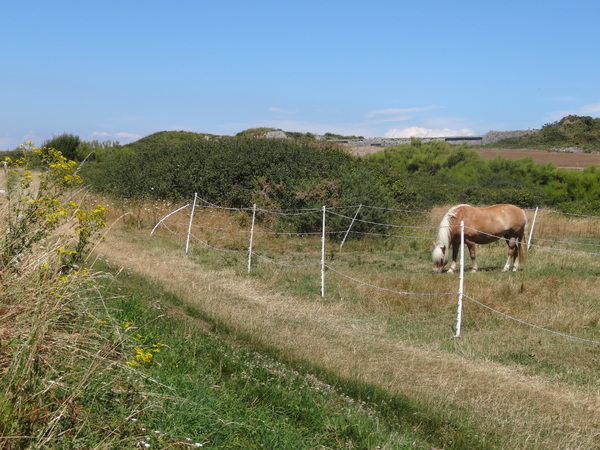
<box><xmin>92</xmin><ymin>199</ymin><xmax>600</xmax><ymax>449</ymax></box>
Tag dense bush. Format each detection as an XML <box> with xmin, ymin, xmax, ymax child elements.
<box><xmin>74</xmin><ymin>139</ymin><xmax>121</xmax><ymax>161</ymax></box>
<box><xmin>42</xmin><ymin>133</ymin><xmax>81</xmax><ymax>161</ymax></box>
<box><xmin>235</xmin><ymin>127</ymin><xmax>281</xmax><ymax>138</ymax></box>
<box><xmin>80</xmin><ymin>132</ymin><xmax>394</xmax><ymax>233</ymax></box>
<box><xmin>80</xmin><ymin>129</ymin><xmax>600</xmax><ymax>229</ymax></box>
<box><xmin>365</xmin><ymin>141</ymin><xmax>599</xmax><ymax>213</ymax></box>
<box><xmin>233</xmin><ymin>128</ymin><xmax>364</xmax><ymax>140</ymax></box>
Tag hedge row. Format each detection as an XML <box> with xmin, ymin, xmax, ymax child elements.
<box><xmin>79</xmin><ymin>131</ymin><xmax>600</xmax><ymax>233</ymax></box>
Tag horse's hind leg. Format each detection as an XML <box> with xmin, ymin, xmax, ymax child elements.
<box><xmin>467</xmin><ymin>242</ymin><xmax>478</xmax><ymax>272</ymax></box>
<box><xmin>503</xmin><ymin>237</ymin><xmax>518</xmax><ymax>272</ymax></box>
<box><xmin>512</xmin><ymin>237</ymin><xmax>521</xmax><ymax>271</ymax></box>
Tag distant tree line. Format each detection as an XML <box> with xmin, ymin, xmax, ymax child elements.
<box><xmin>76</xmin><ymin>129</ymin><xmax>600</xmax><ymax>228</ymax></box>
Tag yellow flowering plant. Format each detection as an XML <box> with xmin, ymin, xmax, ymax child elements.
<box><xmin>0</xmin><ymin>142</ymin><xmax>110</xmax><ymax>441</ymax></box>
<box><xmin>124</xmin><ymin>326</ymin><xmax>164</xmax><ymax>368</ymax></box>
<box><xmin>1</xmin><ymin>141</ymin><xmax>106</xmax><ymax>274</ymax></box>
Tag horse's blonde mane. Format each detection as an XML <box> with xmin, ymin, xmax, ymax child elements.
<box><xmin>435</xmin><ymin>204</ymin><xmax>470</xmax><ymax>248</ymax></box>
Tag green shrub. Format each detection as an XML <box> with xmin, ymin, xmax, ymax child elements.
<box><xmin>42</xmin><ymin>133</ymin><xmax>81</xmax><ymax>161</ymax></box>
<box><xmin>74</xmin><ymin>139</ymin><xmax>121</xmax><ymax>161</ymax></box>
<box><xmin>80</xmin><ymin>133</ymin><xmax>393</xmax><ymax>233</ymax></box>
<box><xmin>235</xmin><ymin>127</ymin><xmax>281</xmax><ymax>138</ymax></box>
<box><xmin>81</xmin><ymin>129</ymin><xmax>600</xmax><ymax>223</ymax></box>
<box><xmin>365</xmin><ymin>141</ymin><xmax>595</xmax><ymax>211</ymax></box>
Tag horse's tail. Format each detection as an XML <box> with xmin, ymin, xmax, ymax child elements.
<box><xmin>519</xmin><ymin>212</ymin><xmax>528</xmax><ymax>264</ymax></box>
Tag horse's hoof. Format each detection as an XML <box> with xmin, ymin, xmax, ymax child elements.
<box><xmin>447</xmin><ymin>269</ymin><xmax>454</xmax><ymax>274</ymax></box>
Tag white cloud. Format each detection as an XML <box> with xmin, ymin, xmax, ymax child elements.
<box><xmin>268</xmin><ymin>106</ymin><xmax>298</xmax><ymax>115</ymax></box>
<box><xmin>384</xmin><ymin>127</ymin><xmax>475</xmax><ymax>138</ymax></box>
<box><xmin>547</xmin><ymin>101</ymin><xmax>600</xmax><ymax>122</ymax></box>
<box><xmin>365</xmin><ymin>106</ymin><xmax>443</xmax><ymax>119</ymax></box>
<box><xmin>23</xmin><ymin>130</ymin><xmax>37</xmax><ymax>141</ymax></box>
<box><xmin>92</xmin><ymin>131</ymin><xmax>141</xmax><ymax>141</ymax></box>
<box><xmin>114</xmin><ymin>132</ymin><xmax>142</xmax><ymax>139</ymax></box>
<box><xmin>549</xmin><ymin>96</ymin><xmax>577</xmax><ymax>103</ymax></box>
<box><xmin>370</xmin><ymin>115</ymin><xmax>411</xmax><ymax>124</ymax></box>
<box><xmin>580</xmin><ymin>102</ymin><xmax>600</xmax><ymax>114</ymax></box>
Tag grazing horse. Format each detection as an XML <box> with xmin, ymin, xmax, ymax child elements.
<box><xmin>432</xmin><ymin>204</ymin><xmax>527</xmax><ymax>273</ymax></box>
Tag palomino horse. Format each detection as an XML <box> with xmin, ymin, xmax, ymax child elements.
<box><xmin>432</xmin><ymin>204</ymin><xmax>527</xmax><ymax>273</ymax></box>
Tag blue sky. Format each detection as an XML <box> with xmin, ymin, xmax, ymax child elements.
<box><xmin>2</xmin><ymin>1</ymin><xmax>600</xmax><ymax>149</ymax></box>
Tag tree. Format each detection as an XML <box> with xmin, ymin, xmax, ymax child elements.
<box><xmin>42</xmin><ymin>133</ymin><xmax>81</xmax><ymax>161</ymax></box>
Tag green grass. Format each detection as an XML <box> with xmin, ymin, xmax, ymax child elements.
<box><xmin>80</xmin><ymin>262</ymin><xmax>437</xmax><ymax>449</ymax></box>
<box><xmin>175</xmin><ymin>218</ymin><xmax>600</xmax><ymax>390</ymax></box>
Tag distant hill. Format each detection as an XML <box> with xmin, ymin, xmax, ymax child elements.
<box><xmin>127</xmin><ymin>117</ymin><xmax>600</xmax><ymax>153</ymax></box>
<box><xmin>127</xmin><ymin>130</ymin><xmax>216</xmax><ymax>151</ymax></box>
<box><xmin>484</xmin><ymin>115</ymin><xmax>600</xmax><ymax>152</ymax></box>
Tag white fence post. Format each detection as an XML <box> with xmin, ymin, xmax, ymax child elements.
<box><xmin>455</xmin><ymin>220</ymin><xmax>465</xmax><ymax>338</ymax></box>
<box><xmin>340</xmin><ymin>204</ymin><xmax>362</xmax><ymax>249</ymax></box>
<box><xmin>321</xmin><ymin>205</ymin><xmax>326</xmax><ymax>297</ymax></box>
<box><xmin>185</xmin><ymin>193</ymin><xmax>198</xmax><ymax>254</ymax></box>
<box><xmin>527</xmin><ymin>206</ymin><xmax>539</xmax><ymax>250</ymax></box>
<box><xmin>247</xmin><ymin>204</ymin><xmax>256</xmax><ymax>274</ymax></box>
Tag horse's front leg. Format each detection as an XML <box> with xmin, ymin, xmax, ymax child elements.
<box><xmin>447</xmin><ymin>242</ymin><xmax>460</xmax><ymax>273</ymax></box>
<box><xmin>467</xmin><ymin>241</ymin><xmax>478</xmax><ymax>272</ymax></box>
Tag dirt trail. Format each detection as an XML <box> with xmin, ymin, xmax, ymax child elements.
<box><xmin>96</xmin><ymin>229</ymin><xmax>600</xmax><ymax>448</ymax></box>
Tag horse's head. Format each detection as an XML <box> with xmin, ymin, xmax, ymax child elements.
<box><xmin>432</xmin><ymin>244</ymin><xmax>447</xmax><ymax>273</ymax></box>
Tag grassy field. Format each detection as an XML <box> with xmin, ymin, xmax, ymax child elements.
<box><xmin>88</xmin><ymin>199</ymin><xmax>600</xmax><ymax>449</ymax></box>
<box><xmin>3</xmin><ymin>176</ymin><xmax>599</xmax><ymax>448</ymax></box>
<box><xmin>4</xmin><ymin>141</ymin><xmax>600</xmax><ymax>448</ymax></box>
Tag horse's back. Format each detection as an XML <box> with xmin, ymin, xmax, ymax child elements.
<box><xmin>458</xmin><ymin>204</ymin><xmax>526</xmax><ymax>238</ymax></box>
<box><xmin>493</xmin><ymin>204</ymin><xmax>527</xmax><ymax>228</ymax></box>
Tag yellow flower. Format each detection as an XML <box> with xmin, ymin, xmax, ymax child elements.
<box><xmin>151</xmin><ymin>343</ymin><xmax>163</xmax><ymax>353</ymax></box>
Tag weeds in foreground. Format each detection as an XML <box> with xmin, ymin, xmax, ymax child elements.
<box><xmin>0</xmin><ymin>143</ymin><xmax>120</xmax><ymax>447</ymax></box>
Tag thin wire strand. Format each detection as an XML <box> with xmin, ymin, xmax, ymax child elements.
<box><xmin>325</xmin><ymin>265</ymin><xmax>457</xmax><ymax>297</ymax></box>
<box><xmin>463</xmin><ymin>294</ymin><xmax>600</xmax><ymax>345</ymax></box>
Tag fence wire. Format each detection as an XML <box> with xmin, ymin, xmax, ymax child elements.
<box><xmin>464</xmin><ymin>294</ymin><xmax>600</xmax><ymax>345</ymax></box>
<box><xmin>151</xmin><ymin>198</ymin><xmax>600</xmax><ymax>345</ymax></box>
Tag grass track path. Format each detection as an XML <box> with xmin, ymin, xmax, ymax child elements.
<box><xmin>95</xmin><ymin>229</ymin><xmax>600</xmax><ymax>448</ymax></box>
